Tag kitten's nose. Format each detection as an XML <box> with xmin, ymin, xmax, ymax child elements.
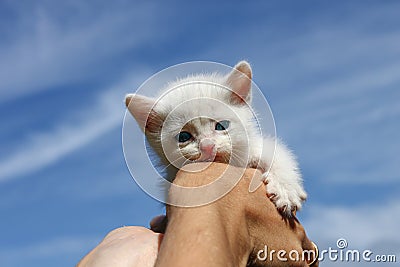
<box><xmin>200</xmin><ymin>139</ymin><xmax>216</xmax><ymax>155</ymax></box>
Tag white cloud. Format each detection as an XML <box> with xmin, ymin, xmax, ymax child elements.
<box><xmin>0</xmin><ymin>74</ymin><xmax>148</xmax><ymax>183</ymax></box>
<box><xmin>232</xmin><ymin>16</ymin><xmax>400</xmax><ymax>186</ymax></box>
<box><xmin>0</xmin><ymin>1</ymin><xmax>161</xmax><ymax>102</ymax></box>
<box><xmin>280</xmin><ymin>60</ymin><xmax>400</xmax><ymax>184</ymax></box>
<box><xmin>302</xmin><ymin>200</ymin><xmax>400</xmax><ymax>266</ymax></box>
<box><xmin>303</xmin><ymin>199</ymin><xmax>400</xmax><ymax>252</ymax></box>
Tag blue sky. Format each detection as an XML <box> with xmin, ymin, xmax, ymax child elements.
<box><xmin>0</xmin><ymin>1</ymin><xmax>399</xmax><ymax>266</ymax></box>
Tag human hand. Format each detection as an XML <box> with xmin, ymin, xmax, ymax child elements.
<box><xmin>77</xmin><ymin>163</ymin><xmax>318</xmax><ymax>266</ymax></box>
<box><xmin>76</xmin><ymin>226</ymin><xmax>162</xmax><ymax>267</ymax></box>
<box><xmin>155</xmin><ymin>162</ymin><xmax>318</xmax><ymax>266</ymax></box>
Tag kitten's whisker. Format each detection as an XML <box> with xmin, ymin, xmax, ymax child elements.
<box><xmin>160</xmin><ymin>155</ymin><xmax>187</xmax><ymax>171</ymax></box>
<box><xmin>230</xmin><ymin>150</ymin><xmax>247</xmax><ymax>158</ymax></box>
<box><xmin>230</xmin><ymin>144</ymin><xmax>251</xmax><ymax>147</ymax></box>
<box><xmin>229</xmin><ymin>152</ymin><xmax>248</xmax><ymax>166</ymax></box>
<box><xmin>231</xmin><ymin>155</ymin><xmax>246</xmax><ymax>165</ymax></box>
<box><xmin>182</xmin><ymin>158</ymin><xmax>193</xmax><ymax>166</ymax></box>
<box><xmin>232</xmin><ymin>152</ymin><xmax>250</xmax><ymax>161</ymax></box>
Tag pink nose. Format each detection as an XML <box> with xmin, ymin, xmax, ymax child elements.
<box><xmin>200</xmin><ymin>139</ymin><xmax>215</xmax><ymax>154</ymax></box>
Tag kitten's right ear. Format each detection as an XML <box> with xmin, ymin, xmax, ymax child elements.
<box><xmin>225</xmin><ymin>61</ymin><xmax>252</xmax><ymax>105</ymax></box>
<box><xmin>125</xmin><ymin>94</ymin><xmax>159</xmax><ymax>132</ymax></box>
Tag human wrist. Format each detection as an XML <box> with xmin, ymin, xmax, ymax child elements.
<box><xmin>156</xmin><ymin>163</ymin><xmax>253</xmax><ymax>266</ymax></box>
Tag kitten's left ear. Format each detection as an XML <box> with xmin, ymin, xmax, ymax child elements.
<box><xmin>125</xmin><ymin>94</ymin><xmax>160</xmax><ymax>133</ymax></box>
<box><xmin>225</xmin><ymin>61</ymin><xmax>252</xmax><ymax>104</ymax></box>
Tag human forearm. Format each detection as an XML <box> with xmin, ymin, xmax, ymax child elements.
<box><xmin>155</xmin><ymin>207</ymin><xmax>247</xmax><ymax>266</ymax></box>
<box><xmin>155</xmin><ymin>164</ymin><xmax>252</xmax><ymax>267</ymax></box>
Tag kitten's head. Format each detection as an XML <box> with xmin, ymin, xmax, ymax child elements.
<box><xmin>125</xmin><ymin>61</ymin><xmax>256</xmax><ymax>170</ymax></box>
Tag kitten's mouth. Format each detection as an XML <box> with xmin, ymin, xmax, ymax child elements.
<box><xmin>213</xmin><ymin>153</ymin><xmax>230</xmax><ymax>163</ymax></box>
<box><xmin>190</xmin><ymin>152</ymin><xmax>230</xmax><ymax>164</ymax></box>
<box><xmin>181</xmin><ymin>150</ymin><xmax>231</xmax><ymax>164</ymax></box>
<box><xmin>195</xmin><ymin>152</ymin><xmax>216</xmax><ymax>162</ymax></box>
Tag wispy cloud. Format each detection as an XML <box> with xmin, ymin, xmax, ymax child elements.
<box><xmin>302</xmin><ymin>199</ymin><xmax>400</xmax><ymax>267</ymax></box>
<box><xmin>0</xmin><ymin>74</ymin><xmax>147</xmax><ymax>183</ymax></box>
<box><xmin>0</xmin><ymin>1</ymin><xmax>160</xmax><ymax>102</ymax></box>
<box><xmin>281</xmin><ymin>60</ymin><xmax>400</xmax><ymax>184</ymax></box>
<box><xmin>198</xmin><ymin>3</ymin><xmax>400</xmax><ymax>186</ymax></box>
<box><xmin>304</xmin><ymin>199</ymin><xmax>400</xmax><ymax>251</ymax></box>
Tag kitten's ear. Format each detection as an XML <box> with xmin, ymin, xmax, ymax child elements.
<box><xmin>125</xmin><ymin>94</ymin><xmax>161</xmax><ymax>133</ymax></box>
<box><xmin>225</xmin><ymin>61</ymin><xmax>252</xmax><ymax>104</ymax></box>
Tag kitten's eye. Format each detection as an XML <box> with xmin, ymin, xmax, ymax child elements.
<box><xmin>215</xmin><ymin>120</ymin><xmax>230</xmax><ymax>131</ymax></box>
<box><xmin>176</xmin><ymin>131</ymin><xmax>192</xmax><ymax>142</ymax></box>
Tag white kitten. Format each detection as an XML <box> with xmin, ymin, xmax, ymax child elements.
<box><xmin>125</xmin><ymin>61</ymin><xmax>307</xmax><ymax>215</ymax></box>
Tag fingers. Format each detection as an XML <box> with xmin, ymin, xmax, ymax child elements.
<box><xmin>150</xmin><ymin>215</ymin><xmax>168</xmax><ymax>233</ymax></box>
<box><xmin>238</xmin><ymin>169</ymin><xmax>318</xmax><ymax>266</ymax></box>
<box><xmin>301</xmin><ymin>235</ymin><xmax>319</xmax><ymax>266</ymax></box>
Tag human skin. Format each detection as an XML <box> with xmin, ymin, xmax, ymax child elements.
<box><xmin>76</xmin><ymin>226</ymin><xmax>162</xmax><ymax>267</ymax></box>
<box><xmin>77</xmin><ymin>163</ymin><xmax>318</xmax><ymax>267</ymax></box>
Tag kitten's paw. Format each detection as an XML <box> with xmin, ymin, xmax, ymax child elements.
<box><xmin>263</xmin><ymin>174</ymin><xmax>307</xmax><ymax>217</ymax></box>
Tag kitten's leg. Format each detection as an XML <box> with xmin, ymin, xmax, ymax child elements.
<box><xmin>251</xmin><ymin>137</ymin><xmax>307</xmax><ymax>216</ymax></box>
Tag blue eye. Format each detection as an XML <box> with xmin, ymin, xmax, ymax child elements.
<box><xmin>176</xmin><ymin>131</ymin><xmax>192</xmax><ymax>142</ymax></box>
<box><xmin>215</xmin><ymin>120</ymin><xmax>230</xmax><ymax>131</ymax></box>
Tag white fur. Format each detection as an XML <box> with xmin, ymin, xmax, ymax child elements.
<box><xmin>126</xmin><ymin>62</ymin><xmax>307</xmax><ymax>215</ymax></box>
